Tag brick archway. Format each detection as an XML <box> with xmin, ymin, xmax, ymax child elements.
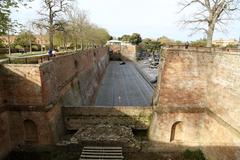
<box><xmin>23</xmin><ymin>119</ymin><xmax>38</xmax><ymax>144</ymax></box>
<box><xmin>170</xmin><ymin>121</ymin><xmax>183</xmax><ymax>142</ymax></box>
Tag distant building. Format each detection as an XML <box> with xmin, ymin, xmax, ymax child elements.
<box><xmin>212</xmin><ymin>39</ymin><xmax>238</xmax><ymax>47</ymax></box>
<box><xmin>0</xmin><ymin>35</ymin><xmax>16</xmax><ymax>46</ymax></box>
<box><xmin>0</xmin><ymin>35</ymin><xmax>48</xmax><ymax>48</ymax></box>
<box><xmin>106</xmin><ymin>40</ymin><xmax>122</xmax><ymax>46</ymax></box>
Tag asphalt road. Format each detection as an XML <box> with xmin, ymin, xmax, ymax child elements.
<box><xmin>95</xmin><ymin>61</ymin><xmax>154</xmax><ymax>106</ymax></box>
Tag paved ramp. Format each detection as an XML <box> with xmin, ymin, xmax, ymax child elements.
<box><xmin>95</xmin><ymin>61</ymin><xmax>153</xmax><ymax>106</ymax></box>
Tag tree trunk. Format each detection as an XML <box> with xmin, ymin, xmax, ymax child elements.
<box><xmin>7</xmin><ymin>31</ymin><xmax>11</xmax><ymax>55</ymax></box>
<box><xmin>206</xmin><ymin>21</ymin><xmax>215</xmax><ymax>47</ymax></box>
<box><xmin>29</xmin><ymin>39</ymin><xmax>32</xmax><ymax>53</ymax></box>
<box><xmin>49</xmin><ymin>29</ymin><xmax>54</xmax><ymax>49</ymax></box>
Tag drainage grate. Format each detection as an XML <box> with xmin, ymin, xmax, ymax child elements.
<box><xmin>80</xmin><ymin>146</ymin><xmax>124</xmax><ymax>160</ymax></box>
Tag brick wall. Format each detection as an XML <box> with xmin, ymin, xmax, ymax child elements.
<box><xmin>121</xmin><ymin>45</ymin><xmax>137</xmax><ymax>61</ymax></box>
<box><xmin>40</xmin><ymin>47</ymin><xmax>109</xmax><ymax>106</ymax></box>
<box><xmin>0</xmin><ymin>64</ymin><xmax>42</xmax><ymax>106</ymax></box>
<box><xmin>154</xmin><ymin>49</ymin><xmax>211</xmax><ymax>109</ymax></box>
<box><xmin>207</xmin><ymin>53</ymin><xmax>240</xmax><ymax>132</ymax></box>
<box><xmin>63</xmin><ymin>106</ymin><xmax>152</xmax><ymax>130</ymax></box>
<box><xmin>0</xmin><ymin>112</ymin><xmax>11</xmax><ymax>159</ymax></box>
<box><xmin>0</xmin><ymin>47</ymin><xmax>109</xmax><ymax>159</ymax></box>
<box><xmin>151</xmin><ymin>48</ymin><xmax>240</xmax><ymax>159</ymax></box>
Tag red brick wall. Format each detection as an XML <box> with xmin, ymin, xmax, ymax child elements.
<box><xmin>0</xmin><ymin>47</ymin><xmax>109</xmax><ymax>159</ymax></box>
<box><xmin>207</xmin><ymin>53</ymin><xmax>240</xmax><ymax>132</ymax></box>
<box><xmin>40</xmin><ymin>47</ymin><xmax>109</xmax><ymax>106</ymax></box>
<box><xmin>0</xmin><ymin>64</ymin><xmax>42</xmax><ymax>106</ymax></box>
<box><xmin>151</xmin><ymin>48</ymin><xmax>240</xmax><ymax>159</ymax></box>
<box><xmin>0</xmin><ymin>112</ymin><xmax>11</xmax><ymax>159</ymax></box>
<box><xmin>155</xmin><ymin>49</ymin><xmax>211</xmax><ymax>108</ymax></box>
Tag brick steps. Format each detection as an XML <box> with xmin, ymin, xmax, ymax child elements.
<box><xmin>80</xmin><ymin>146</ymin><xmax>124</xmax><ymax>160</ymax></box>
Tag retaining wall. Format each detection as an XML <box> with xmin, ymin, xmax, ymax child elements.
<box><xmin>151</xmin><ymin>48</ymin><xmax>240</xmax><ymax>159</ymax></box>
<box><xmin>63</xmin><ymin>106</ymin><xmax>152</xmax><ymax>130</ymax></box>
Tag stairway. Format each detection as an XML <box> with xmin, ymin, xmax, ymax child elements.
<box><xmin>80</xmin><ymin>146</ymin><xmax>124</xmax><ymax>160</ymax></box>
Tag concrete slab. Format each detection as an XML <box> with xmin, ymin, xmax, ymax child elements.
<box><xmin>95</xmin><ymin>61</ymin><xmax>153</xmax><ymax>106</ymax></box>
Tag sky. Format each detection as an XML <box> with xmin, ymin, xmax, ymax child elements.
<box><xmin>11</xmin><ymin>0</ymin><xmax>240</xmax><ymax>41</ymax></box>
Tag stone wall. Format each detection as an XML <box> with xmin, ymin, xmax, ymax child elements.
<box><xmin>151</xmin><ymin>48</ymin><xmax>240</xmax><ymax>159</ymax></box>
<box><xmin>0</xmin><ymin>64</ymin><xmax>42</xmax><ymax>106</ymax></box>
<box><xmin>0</xmin><ymin>112</ymin><xmax>11</xmax><ymax>159</ymax></box>
<box><xmin>121</xmin><ymin>44</ymin><xmax>137</xmax><ymax>61</ymax></box>
<box><xmin>63</xmin><ymin>106</ymin><xmax>152</xmax><ymax>130</ymax></box>
<box><xmin>207</xmin><ymin>53</ymin><xmax>240</xmax><ymax>132</ymax></box>
<box><xmin>0</xmin><ymin>47</ymin><xmax>109</xmax><ymax>159</ymax></box>
<box><xmin>153</xmin><ymin>49</ymin><xmax>212</xmax><ymax>109</ymax></box>
<box><xmin>40</xmin><ymin>47</ymin><xmax>109</xmax><ymax>106</ymax></box>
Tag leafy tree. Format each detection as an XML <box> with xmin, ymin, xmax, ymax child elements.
<box><xmin>0</xmin><ymin>0</ymin><xmax>33</xmax><ymax>35</ymax></box>
<box><xmin>119</xmin><ymin>35</ymin><xmax>131</xmax><ymax>42</ymax></box>
<box><xmin>140</xmin><ymin>38</ymin><xmax>162</xmax><ymax>54</ymax></box>
<box><xmin>14</xmin><ymin>30</ymin><xmax>36</xmax><ymax>48</ymax></box>
<box><xmin>191</xmin><ymin>38</ymin><xmax>207</xmax><ymax>47</ymax></box>
<box><xmin>0</xmin><ymin>39</ymin><xmax>5</xmax><ymax>48</ymax></box>
<box><xmin>119</xmin><ymin>33</ymin><xmax>142</xmax><ymax>45</ymax></box>
<box><xmin>129</xmin><ymin>33</ymin><xmax>142</xmax><ymax>45</ymax></box>
<box><xmin>157</xmin><ymin>36</ymin><xmax>175</xmax><ymax>46</ymax></box>
<box><xmin>175</xmin><ymin>40</ymin><xmax>183</xmax><ymax>45</ymax></box>
<box><xmin>179</xmin><ymin>0</ymin><xmax>240</xmax><ymax>47</ymax></box>
<box><xmin>66</xmin><ymin>7</ymin><xmax>110</xmax><ymax>50</ymax></box>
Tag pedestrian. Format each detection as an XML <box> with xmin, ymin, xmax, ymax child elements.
<box><xmin>185</xmin><ymin>41</ymin><xmax>189</xmax><ymax>49</ymax></box>
<box><xmin>48</xmin><ymin>48</ymin><xmax>53</xmax><ymax>57</ymax></box>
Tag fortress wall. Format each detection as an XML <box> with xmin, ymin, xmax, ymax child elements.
<box><xmin>63</xmin><ymin>106</ymin><xmax>152</xmax><ymax>130</ymax></box>
<box><xmin>121</xmin><ymin>45</ymin><xmax>137</xmax><ymax>61</ymax></box>
<box><xmin>155</xmin><ymin>49</ymin><xmax>212</xmax><ymax>109</ymax></box>
<box><xmin>40</xmin><ymin>47</ymin><xmax>109</xmax><ymax>106</ymax></box>
<box><xmin>0</xmin><ymin>112</ymin><xmax>11</xmax><ymax>159</ymax></box>
<box><xmin>155</xmin><ymin>49</ymin><xmax>240</xmax><ymax>131</ymax></box>
<box><xmin>151</xmin><ymin>48</ymin><xmax>240</xmax><ymax>159</ymax></box>
<box><xmin>0</xmin><ymin>47</ymin><xmax>109</xmax><ymax>159</ymax></box>
<box><xmin>207</xmin><ymin>53</ymin><xmax>240</xmax><ymax>131</ymax></box>
<box><xmin>0</xmin><ymin>76</ymin><xmax>4</xmax><ymax>107</ymax></box>
<box><xmin>0</xmin><ymin>64</ymin><xmax>42</xmax><ymax>106</ymax></box>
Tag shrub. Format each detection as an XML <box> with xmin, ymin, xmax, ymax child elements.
<box><xmin>15</xmin><ymin>45</ymin><xmax>24</xmax><ymax>50</ymax></box>
<box><xmin>32</xmin><ymin>45</ymin><xmax>39</xmax><ymax>51</ymax></box>
<box><xmin>183</xmin><ymin>149</ymin><xmax>206</xmax><ymax>160</ymax></box>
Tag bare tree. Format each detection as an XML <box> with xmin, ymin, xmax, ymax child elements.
<box><xmin>67</xmin><ymin>7</ymin><xmax>89</xmax><ymax>50</ymax></box>
<box><xmin>179</xmin><ymin>0</ymin><xmax>240</xmax><ymax>47</ymax></box>
<box><xmin>36</xmin><ymin>0</ymin><xmax>72</xmax><ymax>49</ymax></box>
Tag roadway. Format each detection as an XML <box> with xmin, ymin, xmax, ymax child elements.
<box><xmin>95</xmin><ymin>61</ymin><xmax>154</xmax><ymax>106</ymax></box>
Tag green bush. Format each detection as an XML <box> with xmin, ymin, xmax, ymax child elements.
<box><xmin>183</xmin><ymin>149</ymin><xmax>206</xmax><ymax>160</ymax></box>
<box><xmin>15</xmin><ymin>44</ymin><xmax>24</xmax><ymax>50</ymax></box>
<box><xmin>32</xmin><ymin>45</ymin><xmax>39</xmax><ymax>51</ymax></box>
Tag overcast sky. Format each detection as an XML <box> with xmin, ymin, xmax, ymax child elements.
<box><xmin>11</xmin><ymin>0</ymin><xmax>240</xmax><ymax>41</ymax></box>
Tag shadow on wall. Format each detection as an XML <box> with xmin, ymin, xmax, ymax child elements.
<box><xmin>0</xmin><ymin>64</ymin><xmax>63</xmax><ymax>159</ymax></box>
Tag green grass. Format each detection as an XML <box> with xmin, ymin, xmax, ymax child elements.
<box><xmin>9</xmin><ymin>51</ymin><xmax>47</xmax><ymax>57</ymax></box>
<box><xmin>0</xmin><ymin>54</ymin><xmax>7</xmax><ymax>59</ymax></box>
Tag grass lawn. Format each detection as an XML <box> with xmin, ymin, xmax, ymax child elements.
<box><xmin>9</xmin><ymin>51</ymin><xmax>47</xmax><ymax>57</ymax></box>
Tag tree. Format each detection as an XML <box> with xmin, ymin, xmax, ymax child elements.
<box><xmin>140</xmin><ymin>39</ymin><xmax>162</xmax><ymax>54</ymax></box>
<box><xmin>0</xmin><ymin>0</ymin><xmax>33</xmax><ymax>35</ymax></box>
<box><xmin>157</xmin><ymin>36</ymin><xmax>175</xmax><ymax>46</ymax></box>
<box><xmin>67</xmin><ymin>8</ymin><xmax>89</xmax><ymax>50</ymax></box>
<box><xmin>66</xmin><ymin>7</ymin><xmax>110</xmax><ymax>50</ymax></box>
<box><xmin>179</xmin><ymin>0</ymin><xmax>240</xmax><ymax>47</ymax></box>
<box><xmin>36</xmin><ymin>0</ymin><xmax>72</xmax><ymax>49</ymax></box>
<box><xmin>129</xmin><ymin>33</ymin><xmax>142</xmax><ymax>45</ymax></box>
<box><xmin>14</xmin><ymin>30</ymin><xmax>36</xmax><ymax>49</ymax></box>
<box><xmin>190</xmin><ymin>38</ymin><xmax>207</xmax><ymax>47</ymax></box>
<box><xmin>119</xmin><ymin>33</ymin><xmax>142</xmax><ymax>45</ymax></box>
<box><xmin>119</xmin><ymin>35</ymin><xmax>131</xmax><ymax>42</ymax></box>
